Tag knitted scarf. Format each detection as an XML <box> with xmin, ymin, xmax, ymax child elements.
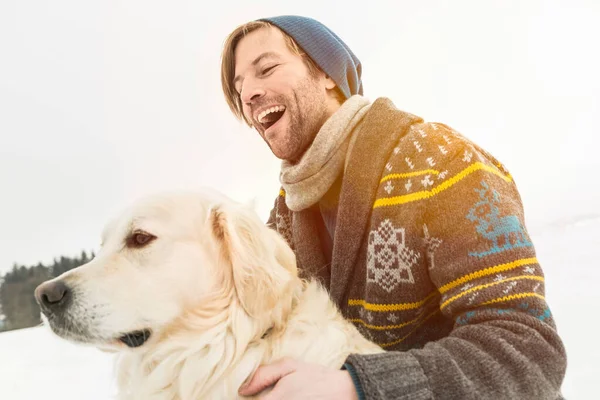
<box><xmin>280</xmin><ymin>95</ymin><xmax>371</xmax><ymax>211</ymax></box>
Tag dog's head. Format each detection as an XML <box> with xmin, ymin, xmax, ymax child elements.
<box><xmin>34</xmin><ymin>190</ymin><xmax>298</xmax><ymax>350</ymax></box>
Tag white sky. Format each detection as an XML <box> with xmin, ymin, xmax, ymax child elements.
<box><xmin>1</xmin><ymin>0</ymin><xmax>599</xmax><ymax>273</ymax></box>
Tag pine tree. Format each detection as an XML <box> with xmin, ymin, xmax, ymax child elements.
<box><xmin>0</xmin><ymin>250</ymin><xmax>91</xmax><ymax>332</ymax></box>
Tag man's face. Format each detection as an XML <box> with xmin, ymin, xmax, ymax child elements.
<box><xmin>233</xmin><ymin>27</ymin><xmax>338</xmax><ymax>162</ymax></box>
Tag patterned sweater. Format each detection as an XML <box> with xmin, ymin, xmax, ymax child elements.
<box><xmin>267</xmin><ymin>98</ymin><xmax>566</xmax><ymax>399</ymax></box>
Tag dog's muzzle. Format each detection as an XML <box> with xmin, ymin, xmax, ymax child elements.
<box><xmin>34</xmin><ymin>280</ymin><xmax>72</xmax><ymax>317</ymax></box>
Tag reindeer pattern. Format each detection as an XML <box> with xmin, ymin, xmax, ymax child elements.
<box><xmin>466</xmin><ymin>181</ymin><xmax>532</xmax><ymax>258</ymax></box>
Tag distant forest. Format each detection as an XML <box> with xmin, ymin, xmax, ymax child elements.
<box><xmin>0</xmin><ymin>251</ymin><xmax>93</xmax><ymax>332</ymax></box>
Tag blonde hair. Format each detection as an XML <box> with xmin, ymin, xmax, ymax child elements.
<box><xmin>220</xmin><ymin>20</ymin><xmax>321</xmax><ymax>126</ymax></box>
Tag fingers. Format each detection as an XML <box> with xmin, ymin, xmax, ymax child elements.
<box><xmin>258</xmin><ymin>382</ymin><xmax>286</xmax><ymax>400</ymax></box>
<box><xmin>238</xmin><ymin>358</ymin><xmax>297</xmax><ymax>396</ymax></box>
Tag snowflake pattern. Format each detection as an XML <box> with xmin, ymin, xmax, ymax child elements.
<box><xmin>384</xmin><ymin>181</ymin><xmax>394</xmax><ymax>194</ymax></box>
<box><xmin>423</xmin><ymin>224</ymin><xmax>443</xmax><ymax>270</ymax></box>
<box><xmin>413</xmin><ymin>141</ymin><xmax>423</xmax><ymax>152</ymax></box>
<box><xmin>503</xmin><ymin>281</ymin><xmax>518</xmax><ymax>294</ymax></box>
<box><xmin>461</xmin><ymin>283</ymin><xmax>474</xmax><ymax>291</ymax></box>
<box><xmin>405</xmin><ymin>180</ymin><xmax>413</xmax><ymax>192</ymax></box>
<box><xmin>421</xmin><ymin>175</ymin><xmax>434</xmax><ymax>188</ymax></box>
<box><xmin>463</xmin><ymin>150</ymin><xmax>473</xmax><ymax>162</ymax></box>
<box><xmin>439</xmin><ymin>145</ymin><xmax>448</xmax><ymax>155</ymax></box>
<box><xmin>426</xmin><ymin>157</ymin><xmax>436</xmax><ymax>167</ymax></box>
<box><xmin>405</xmin><ymin>157</ymin><xmax>415</xmax><ymax>169</ymax></box>
<box><xmin>367</xmin><ymin>220</ymin><xmax>421</xmax><ymax>292</ymax></box>
<box><xmin>524</xmin><ymin>266</ymin><xmax>536</xmax><ymax>274</ymax></box>
<box><xmin>385</xmin><ymin>331</ymin><xmax>398</xmax><ymax>340</ymax></box>
<box><xmin>467</xmin><ymin>292</ymin><xmax>479</xmax><ymax>305</ymax></box>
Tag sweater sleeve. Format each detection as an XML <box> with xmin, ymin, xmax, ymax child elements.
<box><xmin>345</xmin><ymin>124</ymin><xmax>567</xmax><ymax>399</ymax></box>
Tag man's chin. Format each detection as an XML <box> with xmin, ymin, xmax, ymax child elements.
<box><xmin>266</xmin><ymin>136</ymin><xmax>298</xmax><ymax>162</ymax></box>
<box><xmin>271</xmin><ymin>147</ymin><xmax>297</xmax><ymax>163</ymax></box>
<box><xmin>275</xmin><ymin>145</ymin><xmax>308</xmax><ymax>164</ymax></box>
<box><xmin>264</xmin><ymin>137</ymin><xmax>288</xmax><ymax>160</ymax></box>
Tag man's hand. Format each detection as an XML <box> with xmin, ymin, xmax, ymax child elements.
<box><xmin>238</xmin><ymin>358</ymin><xmax>359</xmax><ymax>400</ymax></box>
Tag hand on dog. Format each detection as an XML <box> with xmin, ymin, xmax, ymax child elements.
<box><xmin>238</xmin><ymin>358</ymin><xmax>359</xmax><ymax>400</ymax></box>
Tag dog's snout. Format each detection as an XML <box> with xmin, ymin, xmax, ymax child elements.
<box><xmin>35</xmin><ymin>280</ymin><xmax>71</xmax><ymax>312</ymax></box>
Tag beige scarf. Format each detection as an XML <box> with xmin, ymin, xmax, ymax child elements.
<box><xmin>280</xmin><ymin>95</ymin><xmax>371</xmax><ymax>211</ymax></box>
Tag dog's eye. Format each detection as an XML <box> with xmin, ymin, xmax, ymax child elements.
<box><xmin>127</xmin><ymin>231</ymin><xmax>156</xmax><ymax>248</ymax></box>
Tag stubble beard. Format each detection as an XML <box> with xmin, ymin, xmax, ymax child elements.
<box><xmin>277</xmin><ymin>78</ymin><xmax>330</xmax><ymax>164</ymax></box>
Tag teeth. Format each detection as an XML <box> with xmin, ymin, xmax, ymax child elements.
<box><xmin>257</xmin><ymin>105</ymin><xmax>286</xmax><ymax>123</ymax></box>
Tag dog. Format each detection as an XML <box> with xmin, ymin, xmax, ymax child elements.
<box><xmin>34</xmin><ymin>190</ymin><xmax>383</xmax><ymax>399</ymax></box>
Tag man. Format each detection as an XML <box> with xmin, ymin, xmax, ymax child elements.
<box><xmin>220</xmin><ymin>15</ymin><xmax>566</xmax><ymax>399</ymax></box>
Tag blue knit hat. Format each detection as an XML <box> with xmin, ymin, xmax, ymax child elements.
<box><xmin>259</xmin><ymin>15</ymin><xmax>363</xmax><ymax>99</ymax></box>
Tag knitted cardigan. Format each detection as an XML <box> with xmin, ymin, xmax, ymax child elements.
<box><xmin>266</xmin><ymin>98</ymin><xmax>567</xmax><ymax>399</ymax></box>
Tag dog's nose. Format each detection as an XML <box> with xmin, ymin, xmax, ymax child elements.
<box><xmin>34</xmin><ymin>281</ymin><xmax>71</xmax><ymax>313</ymax></box>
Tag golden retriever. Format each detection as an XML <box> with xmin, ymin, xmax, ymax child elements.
<box><xmin>34</xmin><ymin>190</ymin><xmax>383</xmax><ymax>399</ymax></box>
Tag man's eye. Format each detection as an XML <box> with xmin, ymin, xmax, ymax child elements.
<box><xmin>261</xmin><ymin>65</ymin><xmax>279</xmax><ymax>75</ymax></box>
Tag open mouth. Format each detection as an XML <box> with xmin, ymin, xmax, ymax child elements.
<box><xmin>257</xmin><ymin>106</ymin><xmax>286</xmax><ymax>132</ymax></box>
<box><xmin>118</xmin><ymin>329</ymin><xmax>152</xmax><ymax>348</ymax></box>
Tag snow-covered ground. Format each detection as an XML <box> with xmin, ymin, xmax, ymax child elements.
<box><xmin>0</xmin><ymin>325</ymin><xmax>118</xmax><ymax>399</ymax></box>
<box><xmin>1</xmin><ymin>218</ymin><xmax>597</xmax><ymax>399</ymax></box>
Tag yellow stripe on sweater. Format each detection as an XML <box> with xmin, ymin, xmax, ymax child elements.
<box><xmin>378</xmin><ymin>309</ymin><xmax>441</xmax><ymax>348</ymax></box>
<box><xmin>373</xmin><ymin>162</ymin><xmax>513</xmax><ymax>208</ymax></box>
<box><xmin>495</xmin><ymin>162</ymin><xmax>513</xmax><ymax>180</ymax></box>
<box><xmin>480</xmin><ymin>292</ymin><xmax>545</xmax><ymax>306</ymax></box>
<box><xmin>349</xmin><ymin>311</ymin><xmax>430</xmax><ymax>331</ymax></box>
<box><xmin>440</xmin><ymin>275</ymin><xmax>544</xmax><ymax>310</ymax></box>
<box><xmin>348</xmin><ymin>290</ymin><xmax>438</xmax><ymax>312</ymax></box>
<box><xmin>380</xmin><ymin>169</ymin><xmax>440</xmax><ymax>183</ymax></box>
<box><xmin>438</xmin><ymin>257</ymin><xmax>538</xmax><ymax>294</ymax></box>
<box><xmin>349</xmin><ymin>318</ymin><xmax>416</xmax><ymax>331</ymax></box>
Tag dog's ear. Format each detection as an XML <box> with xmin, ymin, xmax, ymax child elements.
<box><xmin>209</xmin><ymin>203</ymin><xmax>297</xmax><ymax>323</ymax></box>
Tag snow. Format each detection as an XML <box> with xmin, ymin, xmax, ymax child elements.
<box><xmin>0</xmin><ymin>327</ymin><xmax>118</xmax><ymax>399</ymax></box>
<box><xmin>0</xmin><ymin>218</ymin><xmax>597</xmax><ymax>399</ymax></box>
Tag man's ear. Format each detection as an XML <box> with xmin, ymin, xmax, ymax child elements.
<box><xmin>324</xmin><ymin>75</ymin><xmax>336</xmax><ymax>90</ymax></box>
<box><xmin>209</xmin><ymin>203</ymin><xmax>297</xmax><ymax>323</ymax></box>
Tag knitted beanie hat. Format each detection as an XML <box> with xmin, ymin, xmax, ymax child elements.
<box><xmin>259</xmin><ymin>15</ymin><xmax>363</xmax><ymax>99</ymax></box>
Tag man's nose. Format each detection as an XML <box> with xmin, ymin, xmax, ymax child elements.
<box><xmin>240</xmin><ymin>79</ymin><xmax>265</xmax><ymax>105</ymax></box>
<box><xmin>34</xmin><ymin>280</ymin><xmax>71</xmax><ymax>314</ymax></box>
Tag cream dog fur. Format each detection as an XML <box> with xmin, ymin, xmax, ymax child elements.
<box><xmin>35</xmin><ymin>190</ymin><xmax>383</xmax><ymax>399</ymax></box>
